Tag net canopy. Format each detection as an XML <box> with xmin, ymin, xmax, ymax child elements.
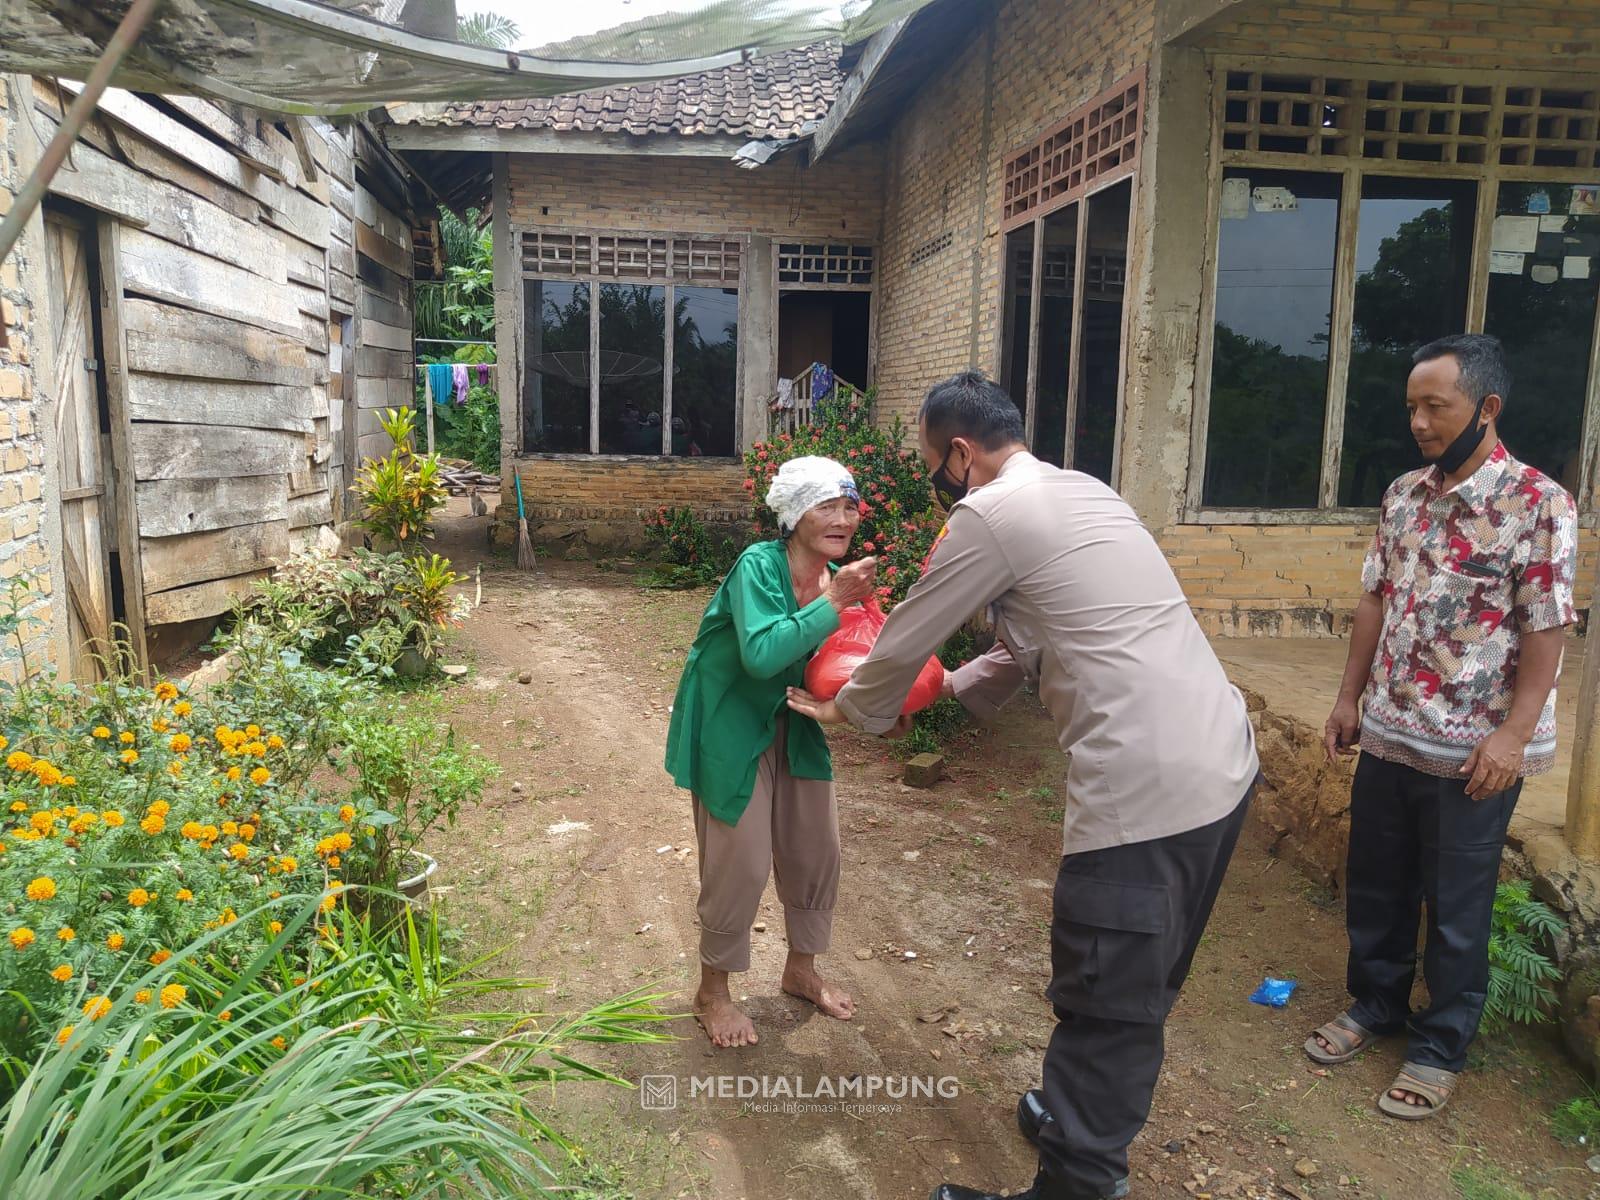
<box><xmin>0</xmin><ymin>0</ymin><xmax>931</xmax><ymax>115</ymax></box>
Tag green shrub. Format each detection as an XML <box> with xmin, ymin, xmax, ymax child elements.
<box><xmin>1551</xmin><ymin>1091</ymin><xmax>1600</xmax><ymax>1145</ymax></box>
<box><xmin>434</xmin><ymin>382</ymin><xmax>501</xmax><ymax>473</ymax></box>
<box><xmin>1485</xmin><ymin>880</ymin><xmax>1564</xmax><ymax>1031</ymax></box>
<box><xmin>639</xmin><ymin>505</ymin><xmax>738</xmax><ymax>590</ymax></box>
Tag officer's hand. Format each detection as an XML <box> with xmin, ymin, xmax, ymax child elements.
<box><xmin>786</xmin><ymin>687</ymin><xmax>845</xmax><ymax>724</ymax></box>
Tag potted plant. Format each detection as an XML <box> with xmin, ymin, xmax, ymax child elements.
<box><xmin>353</xmin><ymin>407</ymin><xmax>449</xmax><ymax>555</ymax></box>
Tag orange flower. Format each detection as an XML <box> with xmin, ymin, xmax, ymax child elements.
<box><xmin>90</xmin><ymin>728</ymin><xmax>109</xmax><ymax>741</ymax></box>
<box><xmin>159</xmin><ymin>984</ymin><xmax>186</xmax><ymax>1009</ymax></box>
<box><xmin>268</xmin><ymin>919</ymin><xmax>284</xmax><ymax>935</ymax></box>
<box><xmin>228</xmin><ymin>843</ymin><xmax>248</xmax><ymax>862</ymax></box>
<box><xmin>148</xmin><ymin>800</ymin><xmax>171</xmax><ymax>818</ymax></box>
<box><xmin>139</xmin><ymin>814</ymin><xmax>165</xmax><ymax>836</ymax></box>
<box><xmin>50</xmin><ymin>964</ymin><xmax>72</xmax><ymax>982</ymax></box>
<box><xmin>240</xmin><ymin>824</ymin><xmax>256</xmax><ymax>841</ymax></box>
<box><xmin>8</xmin><ymin>800</ymin><xmax>24</xmax><ymax>813</ymax></box>
<box><xmin>266</xmin><ymin>735</ymin><xmax>284</xmax><ymax>751</ymax></box>
<box><xmin>30</xmin><ymin>760</ymin><xmax>62</xmax><ymax>786</ymax></box>
<box><xmin>175</xmin><ymin>888</ymin><xmax>194</xmax><ymax>902</ymax></box>
<box><xmin>5</xmin><ymin>750</ymin><xmax>32</xmax><ymax>771</ymax></box>
<box><xmin>9</xmin><ymin>927</ymin><xmax>34</xmax><ymax>951</ymax></box>
<box><xmin>218</xmin><ymin>1009</ymin><xmax>232</xmax><ymax>1021</ymax></box>
<box><xmin>225</xmin><ymin>766</ymin><xmax>241</xmax><ymax>783</ymax></box>
<box><xmin>327</xmin><ymin>855</ymin><xmax>341</xmax><ymax>869</ymax></box>
<box><xmin>55</xmin><ymin>1025</ymin><xmax>74</xmax><ymax>1045</ymax></box>
<box><xmin>60</xmin><ymin>776</ymin><xmax>76</xmax><ymax>787</ymax></box>
<box><xmin>150</xmin><ymin>718</ymin><xmax>170</xmax><ymax>734</ymax></box>
<box><xmin>154</xmin><ymin>682</ymin><xmax>178</xmax><ymax>702</ymax></box>
<box><xmin>168</xmin><ymin>762</ymin><xmax>183</xmax><ymax>778</ymax></box>
<box><xmin>271</xmin><ymin>1035</ymin><xmax>287</xmax><ymax>1050</ymax></box>
<box><xmin>278</xmin><ymin>855</ymin><xmax>297</xmax><ymax>873</ymax></box>
<box><xmin>221</xmin><ymin>821</ymin><xmax>239</xmax><ymax>836</ymax></box>
<box><xmin>119</xmin><ymin>750</ymin><xmax>139</xmax><ymax>766</ymax></box>
<box><xmin>169</xmin><ymin>733</ymin><xmax>192</xmax><ymax>754</ymax></box>
<box><xmin>101</xmin><ymin>810</ymin><xmax>124</xmax><ymax>827</ymax></box>
<box><xmin>25</xmin><ymin>876</ymin><xmax>56</xmax><ymax>901</ymax></box>
<box><xmin>82</xmin><ymin>995</ymin><xmax>112</xmax><ymax>1021</ymax></box>
<box><xmin>57</xmin><ymin>926</ymin><xmax>74</xmax><ymax>942</ymax></box>
<box><xmin>245</xmin><ymin>725</ymin><xmax>261</xmax><ymax>738</ymax></box>
<box><xmin>319</xmin><ymin>893</ymin><xmax>338</xmax><ymax>914</ymax></box>
<box><xmin>173</xmin><ymin>701</ymin><xmax>192</xmax><ymax>718</ymax></box>
<box><xmin>105</xmin><ymin>932</ymin><xmax>124</xmax><ymax>951</ymax></box>
<box><xmin>148</xmin><ymin>948</ymin><xmax>172</xmax><ymax>966</ymax></box>
<box><xmin>181</xmin><ymin>820</ymin><xmax>204</xmax><ymax>840</ymax></box>
<box><xmin>250</xmin><ymin>767</ymin><xmax>270</xmax><ymax>786</ymax></box>
<box><xmin>338</xmin><ymin>804</ymin><xmax>355</xmax><ymax>823</ymax></box>
<box><xmin>118</xmin><ymin>732</ymin><xmax>135</xmax><ymax>745</ymax></box>
<box><xmin>127</xmin><ymin>888</ymin><xmax>151</xmax><ymax>908</ymax></box>
<box><xmin>134</xmin><ymin>988</ymin><xmax>152</xmax><ymax>1004</ymax></box>
<box><xmin>29</xmin><ymin>811</ymin><xmax>54</xmax><ymax>834</ymax></box>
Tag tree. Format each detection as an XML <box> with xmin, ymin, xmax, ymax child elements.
<box><xmin>454</xmin><ymin>11</ymin><xmax>521</xmax><ymax>48</ymax></box>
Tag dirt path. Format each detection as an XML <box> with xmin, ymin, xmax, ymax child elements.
<box><xmin>426</xmin><ymin>503</ymin><xmax>1594</xmax><ymax>1200</ymax></box>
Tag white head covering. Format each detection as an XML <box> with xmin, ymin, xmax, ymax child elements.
<box><xmin>765</xmin><ymin>456</ymin><xmax>859</xmax><ymax>535</ymax></box>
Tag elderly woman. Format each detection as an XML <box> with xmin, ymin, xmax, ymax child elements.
<box><xmin>665</xmin><ymin>456</ymin><xmax>879</xmax><ymax>1047</ymax></box>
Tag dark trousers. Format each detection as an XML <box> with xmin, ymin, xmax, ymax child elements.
<box><xmin>1036</xmin><ymin>787</ymin><xmax>1253</xmax><ymax>1198</ymax></box>
<box><xmin>1344</xmin><ymin>753</ymin><xmax>1519</xmax><ymax>1073</ymax></box>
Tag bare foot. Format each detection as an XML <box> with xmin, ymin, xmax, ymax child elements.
<box><xmin>694</xmin><ymin>988</ymin><xmax>758</xmax><ymax>1048</ymax></box>
<box><xmin>781</xmin><ymin>959</ymin><xmax>856</xmax><ymax>1020</ymax></box>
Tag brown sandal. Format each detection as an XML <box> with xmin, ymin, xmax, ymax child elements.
<box><xmin>1377</xmin><ymin>1063</ymin><xmax>1457</xmax><ymax>1120</ymax></box>
<box><xmin>1303</xmin><ymin>1013</ymin><xmax>1379</xmax><ymax>1065</ymax></box>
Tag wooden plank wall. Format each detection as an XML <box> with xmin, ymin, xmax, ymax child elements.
<box><xmin>353</xmin><ymin>127</ymin><xmax>416</xmax><ymax>467</ymax></box>
<box><xmin>33</xmin><ymin>86</ymin><xmax>412</xmax><ymax>629</ymax></box>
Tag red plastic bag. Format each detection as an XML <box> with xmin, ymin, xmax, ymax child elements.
<box><xmin>804</xmin><ymin>602</ymin><xmax>946</xmax><ymax>715</ymax></box>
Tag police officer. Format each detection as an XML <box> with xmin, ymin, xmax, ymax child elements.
<box><xmin>788</xmin><ymin>371</ymin><xmax>1260</xmax><ymax>1200</ymax></box>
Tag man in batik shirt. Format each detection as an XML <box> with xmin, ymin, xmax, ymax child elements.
<box><xmin>1309</xmin><ymin>334</ymin><xmax>1576</xmax><ymax>1120</ymax></box>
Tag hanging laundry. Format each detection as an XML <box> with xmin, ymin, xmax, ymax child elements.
<box><xmin>774</xmin><ymin>377</ymin><xmax>795</xmax><ymax>411</ymax></box>
<box><xmin>451</xmin><ymin>363</ymin><xmax>470</xmax><ymax>406</ymax></box>
<box><xmin>476</xmin><ymin>363</ymin><xmax>491</xmax><ymax>388</ymax></box>
<box><xmin>811</xmin><ymin>363</ymin><xmax>834</xmax><ymax>402</ymax></box>
<box><xmin>427</xmin><ymin>363</ymin><xmax>454</xmax><ymax>409</ymax></box>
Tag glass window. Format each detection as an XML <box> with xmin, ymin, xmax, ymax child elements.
<box><xmin>1075</xmin><ymin>180</ymin><xmax>1131</xmax><ymax>484</ymax></box>
<box><xmin>1000</xmin><ymin>226</ymin><xmax>1034</xmax><ymax>406</ymax></box>
<box><xmin>1033</xmin><ymin>203</ymin><xmax>1079</xmax><ymax>468</ymax></box>
<box><xmin>598</xmin><ymin>284</ymin><xmax>666</xmax><ymax>455</ymax></box>
<box><xmin>1484</xmin><ymin>181</ymin><xmax>1599</xmax><ymax>497</ymax></box>
<box><xmin>522</xmin><ymin>280</ymin><xmax>590</xmax><ymax>453</ymax></box>
<box><xmin>1204</xmin><ymin>169</ymin><xmax>1341</xmax><ymax>508</ymax></box>
<box><xmin>673</xmin><ymin>286</ymin><xmax>739</xmax><ymax>457</ymax></box>
<box><xmin>1339</xmin><ymin>177</ymin><xmax>1477</xmax><ymax>507</ymax></box>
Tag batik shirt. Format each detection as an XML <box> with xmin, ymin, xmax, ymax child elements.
<box><xmin>1359</xmin><ymin>442</ymin><xmax>1578</xmax><ymax>778</ymax></box>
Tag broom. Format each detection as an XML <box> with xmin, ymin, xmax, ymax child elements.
<box><xmin>513</xmin><ymin>472</ymin><xmax>536</xmax><ymax>571</ymax></box>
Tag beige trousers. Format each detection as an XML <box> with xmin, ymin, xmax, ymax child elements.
<box><xmin>693</xmin><ymin>719</ymin><xmax>839</xmax><ymax>972</ymax></box>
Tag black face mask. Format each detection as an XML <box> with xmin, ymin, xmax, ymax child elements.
<box><xmin>1429</xmin><ymin>396</ymin><xmax>1489</xmax><ymax>474</ymax></box>
<box><xmin>931</xmin><ymin>447</ymin><xmax>972</xmax><ymax>509</ymax></box>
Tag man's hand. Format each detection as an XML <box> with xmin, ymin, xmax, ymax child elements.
<box><xmin>1461</xmin><ymin>727</ymin><xmax>1525</xmax><ymax>800</ymax></box>
<box><xmin>1324</xmin><ymin>697</ymin><xmax>1360</xmax><ymax>763</ymax></box>
<box><xmin>886</xmin><ymin>712</ymin><xmax>915</xmax><ymax>739</ymax></box>
<box><xmin>787</xmin><ymin>687</ymin><xmax>846</xmax><ymax>725</ymax></box>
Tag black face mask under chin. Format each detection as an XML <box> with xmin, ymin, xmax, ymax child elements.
<box><xmin>931</xmin><ymin>450</ymin><xmax>972</xmax><ymax>509</ymax></box>
<box><xmin>1429</xmin><ymin>396</ymin><xmax>1489</xmax><ymax>474</ymax></box>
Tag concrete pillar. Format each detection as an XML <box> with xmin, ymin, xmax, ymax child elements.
<box><xmin>1567</xmin><ymin>575</ymin><xmax>1600</xmax><ymax>859</ymax></box>
<box><xmin>1116</xmin><ymin>43</ymin><xmax>1212</xmax><ymax>531</ymax></box>
<box><xmin>491</xmin><ymin>152</ymin><xmax>519</xmax><ymax>466</ymax></box>
<box><xmin>739</xmin><ymin>234</ymin><xmax>775</xmax><ymax>451</ymax></box>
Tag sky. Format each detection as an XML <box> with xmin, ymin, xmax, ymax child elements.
<box><xmin>467</xmin><ymin>2</ymin><xmax>841</xmax><ymax>48</ymax></box>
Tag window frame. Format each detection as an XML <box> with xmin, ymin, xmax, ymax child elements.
<box><xmin>1188</xmin><ymin>56</ymin><xmax>1600</xmax><ymax>524</ymax></box>
<box><xmin>513</xmin><ymin>226</ymin><xmax>746</xmax><ymax>459</ymax></box>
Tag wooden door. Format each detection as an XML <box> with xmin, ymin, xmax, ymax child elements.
<box><xmin>45</xmin><ymin>214</ymin><xmax>116</xmax><ymax>680</ymax></box>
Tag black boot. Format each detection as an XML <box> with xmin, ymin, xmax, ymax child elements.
<box><xmin>1017</xmin><ymin>1088</ymin><xmax>1054</xmax><ymax>1147</ymax></box>
<box><xmin>928</xmin><ymin>1170</ymin><xmax>1130</xmax><ymax>1200</ymax></box>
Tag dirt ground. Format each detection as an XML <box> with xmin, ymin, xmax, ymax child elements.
<box><xmin>424</xmin><ymin>502</ymin><xmax>1596</xmax><ymax>1200</ymax></box>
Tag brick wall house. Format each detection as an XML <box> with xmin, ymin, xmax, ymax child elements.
<box><xmin>395</xmin><ymin>1</ymin><xmax>1600</xmax><ymax>631</ymax></box>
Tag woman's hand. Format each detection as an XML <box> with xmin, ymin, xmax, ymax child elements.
<box><xmin>825</xmin><ymin>556</ymin><xmax>878</xmax><ymax>612</ymax></box>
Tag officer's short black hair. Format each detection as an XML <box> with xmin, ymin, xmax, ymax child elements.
<box><xmin>919</xmin><ymin>371</ymin><xmax>1026</xmax><ymax>452</ymax></box>
<box><xmin>1413</xmin><ymin>334</ymin><xmax>1511</xmax><ymax>410</ymax></box>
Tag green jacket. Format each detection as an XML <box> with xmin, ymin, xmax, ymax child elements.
<box><xmin>664</xmin><ymin>540</ymin><xmax>839</xmax><ymax>824</ymax></box>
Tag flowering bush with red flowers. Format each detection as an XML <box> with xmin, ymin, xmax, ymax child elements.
<box><xmin>744</xmin><ymin>385</ymin><xmax>942</xmax><ymax>609</ymax></box>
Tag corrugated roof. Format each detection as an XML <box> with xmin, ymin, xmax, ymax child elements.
<box><xmin>415</xmin><ymin>44</ymin><xmax>842</xmax><ymax>138</ymax></box>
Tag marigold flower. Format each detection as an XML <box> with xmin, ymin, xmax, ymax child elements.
<box><xmin>7</xmin><ymin>750</ymin><xmax>34</xmax><ymax>770</ymax></box>
<box><xmin>334</xmin><ymin>831</ymin><xmax>352</xmax><ymax>852</ymax></box>
<box><xmin>101</xmin><ymin>810</ymin><xmax>124</xmax><ymax>827</ymax></box>
<box><xmin>57</xmin><ymin>926</ymin><xmax>74</xmax><ymax>942</ymax></box>
<box><xmin>338</xmin><ymin>804</ymin><xmax>355</xmax><ymax>823</ymax></box>
<box><xmin>56</xmin><ymin>1025</ymin><xmax>74</xmax><ymax>1045</ymax></box>
<box><xmin>175</xmin><ymin>888</ymin><xmax>193</xmax><ymax>902</ymax></box>
<box><xmin>148</xmin><ymin>800</ymin><xmax>170</xmax><ymax>818</ymax></box>
<box><xmin>250</xmin><ymin>768</ymin><xmax>270</xmax><ymax>786</ymax></box>
<box><xmin>271</xmin><ymin>1035</ymin><xmax>287</xmax><ymax>1050</ymax></box>
<box><xmin>320</xmin><ymin>893</ymin><xmax>338</xmax><ymax>914</ymax></box>
<box><xmin>327</xmin><ymin>855</ymin><xmax>341</xmax><ymax>869</ymax></box>
<box><xmin>221</xmin><ymin>820</ymin><xmax>238</xmax><ymax>836</ymax></box>
<box><xmin>10</xmin><ymin>927</ymin><xmax>35</xmax><ymax>951</ymax></box>
<box><xmin>105</xmin><ymin>932</ymin><xmax>124</xmax><ymax>951</ymax></box>
<box><xmin>226</xmin><ymin>766</ymin><xmax>241</xmax><ymax>783</ymax></box>
<box><xmin>8</xmin><ymin>800</ymin><xmax>25</xmax><ymax>813</ymax></box>
<box><xmin>151</xmin><ymin>718</ymin><xmax>170</xmax><ymax>734</ymax></box>
<box><xmin>154</xmin><ymin>682</ymin><xmax>178</xmax><ymax>702</ymax></box>
<box><xmin>29</xmin><ymin>811</ymin><xmax>53</xmax><ymax>834</ymax></box>
<box><xmin>128</xmin><ymin>888</ymin><xmax>151</xmax><ymax>908</ymax></box>
<box><xmin>0</xmin><ymin>735</ymin><xmax>7</xmax><ymax>751</ymax></box>
<box><xmin>227</xmin><ymin>843</ymin><xmax>247</xmax><ymax>862</ymax></box>
<box><xmin>167</xmin><ymin>762</ymin><xmax>183</xmax><ymax>778</ymax></box>
<box><xmin>82</xmin><ymin>995</ymin><xmax>112</xmax><ymax>1021</ymax></box>
<box><xmin>25</xmin><ymin>875</ymin><xmax>56</xmax><ymax>901</ymax></box>
<box><xmin>60</xmin><ymin>776</ymin><xmax>76</xmax><ymax>787</ymax></box>
<box><xmin>135</xmin><ymin>988</ymin><xmax>152</xmax><ymax>1004</ymax></box>
<box><xmin>91</xmin><ymin>727</ymin><xmax>110</xmax><ymax>740</ymax></box>
<box><xmin>181</xmin><ymin>820</ymin><xmax>203</xmax><ymax>840</ymax></box>
<box><xmin>202</xmin><ymin>824</ymin><xmax>218</xmax><ymax>841</ymax></box>
<box><xmin>174</xmin><ymin>700</ymin><xmax>192</xmax><ymax>718</ymax></box>
<box><xmin>139</xmin><ymin>815</ymin><xmax>165</xmax><ymax>836</ymax></box>
<box><xmin>149</xmin><ymin>949</ymin><xmax>172</xmax><ymax>966</ymax></box>
<box><xmin>245</xmin><ymin>724</ymin><xmax>261</xmax><ymax>738</ymax></box>
<box><xmin>240</xmin><ymin>824</ymin><xmax>256</xmax><ymax>841</ymax></box>
<box><xmin>118</xmin><ymin>732</ymin><xmax>135</xmax><ymax>745</ymax></box>
<box><xmin>159</xmin><ymin>984</ymin><xmax>186</xmax><ymax>1009</ymax></box>
<box><xmin>11</xmin><ymin>828</ymin><xmax>42</xmax><ymax>843</ymax></box>
<box><xmin>30</xmin><ymin>760</ymin><xmax>62</xmax><ymax>786</ymax></box>
<box><xmin>68</xmin><ymin>816</ymin><xmax>91</xmax><ymax>835</ymax></box>
<box><xmin>266</xmin><ymin>734</ymin><xmax>284</xmax><ymax>750</ymax></box>
<box><xmin>268</xmin><ymin>890</ymin><xmax>282</xmax><ymax>899</ymax></box>
<box><xmin>169</xmin><ymin>733</ymin><xmax>192</xmax><ymax>753</ymax></box>
<box><xmin>50</xmin><ymin>964</ymin><xmax>72</xmax><ymax>982</ymax></box>
<box><xmin>119</xmin><ymin>750</ymin><xmax>139</xmax><ymax>766</ymax></box>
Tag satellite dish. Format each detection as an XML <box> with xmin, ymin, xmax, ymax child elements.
<box><xmin>526</xmin><ymin>351</ymin><xmax>662</xmax><ymax>385</ymax></box>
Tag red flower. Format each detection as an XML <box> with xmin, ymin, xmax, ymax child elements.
<box><xmin>742</xmin><ymin>478</ymin><xmax>755</xmax><ymax>492</ymax></box>
<box><xmin>862</xmin><ymin>541</ymin><xmax>876</xmax><ymax>552</ymax></box>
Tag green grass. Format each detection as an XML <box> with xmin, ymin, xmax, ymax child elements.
<box><xmin>1551</xmin><ymin>1090</ymin><xmax>1600</xmax><ymax>1145</ymax></box>
<box><xmin>1451</xmin><ymin>1165</ymin><xmax>1533</xmax><ymax>1200</ymax></box>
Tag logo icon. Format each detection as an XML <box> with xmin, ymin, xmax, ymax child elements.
<box><xmin>640</xmin><ymin>1075</ymin><xmax>678</xmax><ymax>1110</ymax></box>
